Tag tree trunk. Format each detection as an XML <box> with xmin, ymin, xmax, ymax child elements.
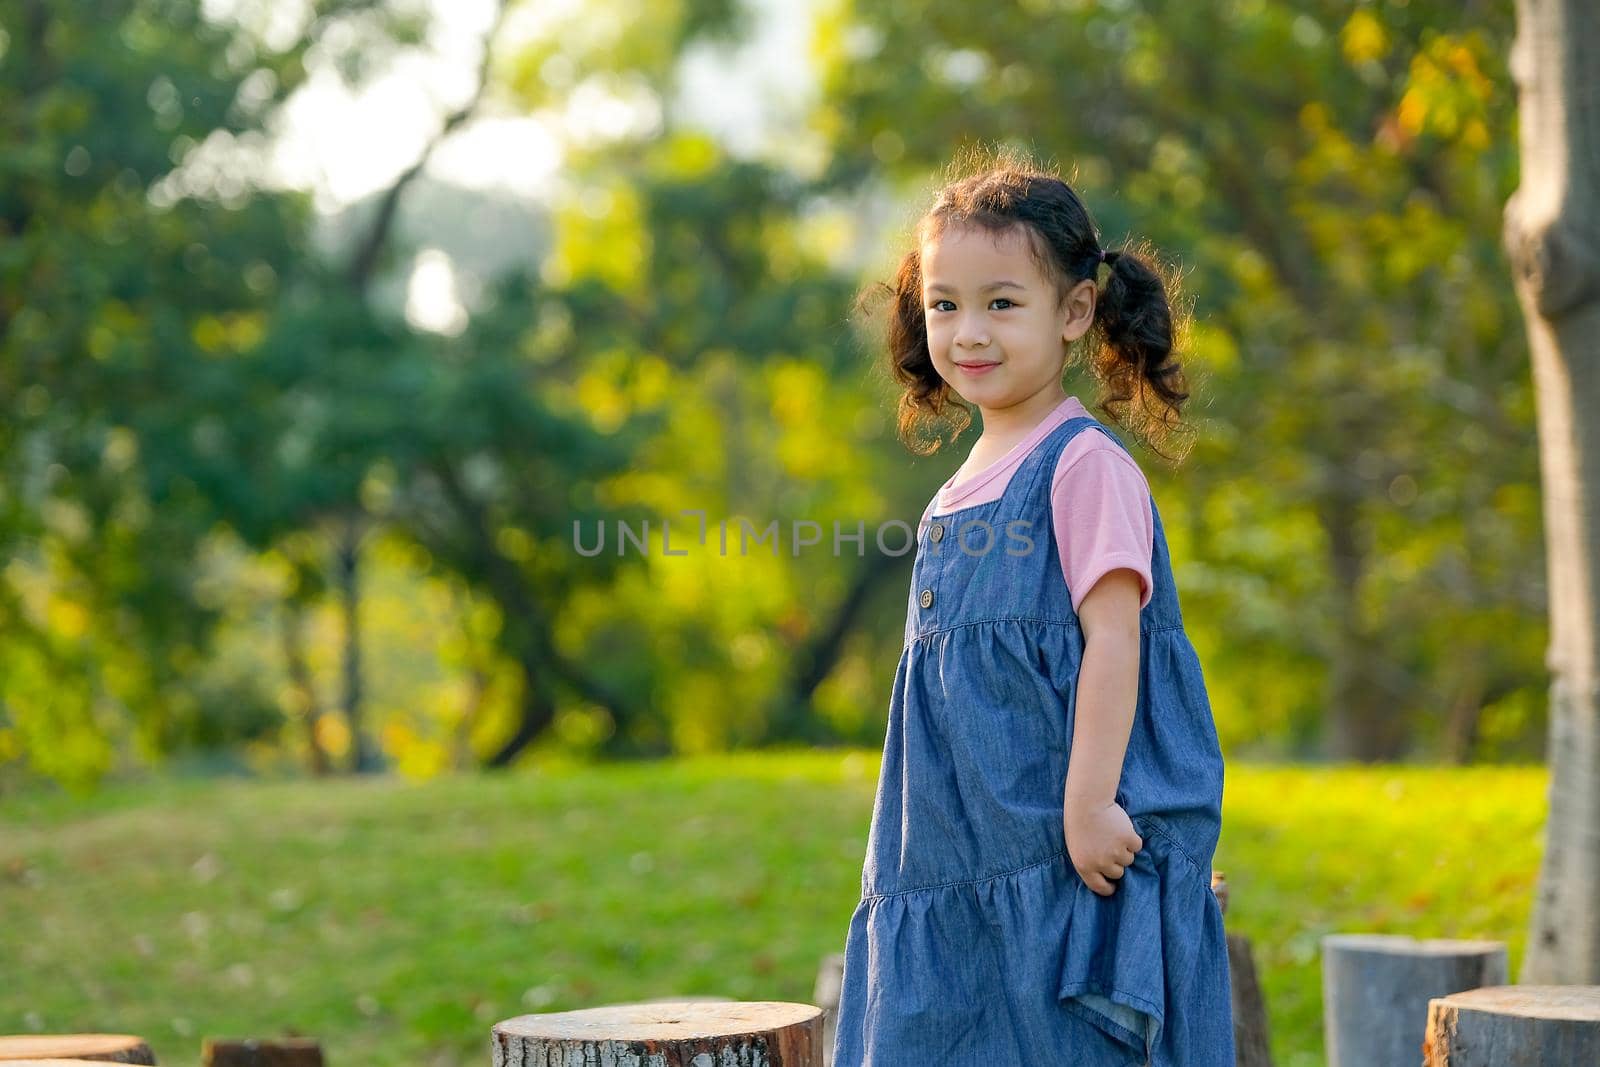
<box><xmin>1505</xmin><ymin>0</ymin><xmax>1600</xmax><ymax>985</ymax></box>
<box><xmin>333</xmin><ymin>518</ymin><xmax>376</xmax><ymax>773</ymax></box>
<box><xmin>279</xmin><ymin>599</ymin><xmax>332</xmax><ymax>776</ymax></box>
<box><xmin>485</xmin><ymin>650</ymin><xmax>557</xmax><ymax>769</ymax></box>
<box><xmin>1320</xmin><ymin>476</ymin><xmax>1408</xmax><ymax>761</ymax></box>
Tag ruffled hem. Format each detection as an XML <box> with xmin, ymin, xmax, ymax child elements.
<box><xmin>835</xmin><ymin>819</ymin><xmax>1224</xmax><ymax>1066</ymax></box>
<box><xmin>1056</xmin><ymin>817</ymin><xmax>1220</xmax><ymax>1065</ymax></box>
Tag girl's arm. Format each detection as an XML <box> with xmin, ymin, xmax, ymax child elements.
<box><xmin>1068</xmin><ymin>567</ymin><xmax>1142</xmax><ymax>803</ymax></box>
<box><xmin>1064</xmin><ymin>567</ymin><xmax>1145</xmax><ymax>894</ymax></box>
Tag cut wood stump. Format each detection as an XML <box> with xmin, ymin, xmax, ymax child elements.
<box><xmin>1322</xmin><ymin>934</ymin><xmax>1506</xmax><ymax>1067</ymax></box>
<box><xmin>491</xmin><ymin>1000</ymin><xmax>823</xmax><ymax>1066</ymax></box>
<box><xmin>1210</xmin><ymin>871</ymin><xmax>1274</xmax><ymax>1067</ymax></box>
<box><xmin>1227</xmin><ymin>931</ymin><xmax>1274</xmax><ymax>1067</ymax></box>
<box><xmin>0</xmin><ymin>1061</ymin><xmax>121</xmax><ymax>1065</ymax></box>
<box><xmin>201</xmin><ymin>1039</ymin><xmax>323</xmax><ymax>1067</ymax></box>
<box><xmin>0</xmin><ymin>1036</ymin><xmax>156</xmax><ymax>1063</ymax></box>
<box><xmin>1423</xmin><ymin>984</ymin><xmax>1600</xmax><ymax>1066</ymax></box>
<box><xmin>813</xmin><ymin>953</ymin><xmax>844</xmax><ymax>1067</ymax></box>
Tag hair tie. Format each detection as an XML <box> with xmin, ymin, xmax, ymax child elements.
<box><xmin>1097</xmin><ymin>248</ymin><xmax>1119</xmax><ymax>266</ymax></box>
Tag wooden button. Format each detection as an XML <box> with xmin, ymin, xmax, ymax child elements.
<box><xmin>919</xmin><ymin>588</ymin><xmax>934</xmax><ymax>608</ymax></box>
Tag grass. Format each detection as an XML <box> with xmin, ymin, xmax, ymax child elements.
<box><xmin>0</xmin><ymin>754</ymin><xmax>1547</xmax><ymax>1067</ymax></box>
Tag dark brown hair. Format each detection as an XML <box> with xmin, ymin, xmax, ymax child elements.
<box><xmin>855</xmin><ymin>144</ymin><xmax>1198</xmax><ymax>463</ymax></box>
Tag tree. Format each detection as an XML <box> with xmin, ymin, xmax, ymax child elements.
<box><xmin>809</xmin><ymin>0</ymin><xmax>1535</xmax><ymax>761</ymax></box>
<box><xmin>1505</xmin><ymin>0</ymin><xmax>1600</xmax><ymax>985</ymax></box>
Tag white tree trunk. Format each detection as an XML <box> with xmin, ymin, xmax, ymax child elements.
<box><xmin>1505</xmin><ymin>0</ymin><xmax>1600</xmax><ymax>985</ymax></box>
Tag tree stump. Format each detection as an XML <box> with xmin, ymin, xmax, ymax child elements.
<box><xmin>201</xmin><ymin>1039</ymin><xmax>323</xmax><ymax>1067</ymax></box>
<box><xmin>491</xmin><ymin>1000</ymin><xmax>823</xmax><ymax>1066</ymax></box>
<box><xmin>0</xmin><ymin>1036</ymin><xmax>156</xmax><ymax>1063</ymax></box>
<box><xmin>1322</xmin><ymin>934</ymin><xmax>1506</xmax><ymax>1067</ymax></box>
<box><xmin>1423</xmin><ymin>985</ymin><xmax>1600</xmax><ymax>1066</ymax></box>
<box><xmin>813</xmin><ymin>953</ymin><xmax>845</xmax><ymax>1066</ymax></box>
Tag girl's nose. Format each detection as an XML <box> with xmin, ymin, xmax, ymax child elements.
<box><xmin>954</xmin><ymin>316</ymin><xmax>990</xmax><ymax>349</ymax></box>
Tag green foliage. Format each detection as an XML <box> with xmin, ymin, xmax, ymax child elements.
<box><xmin>0</xmin><ymin>0</ymin><xmax>1552</xmax><ymax>785</ymax></box>
<box><xmin>811</xmin><ymin>0</ymin><xmax>1537</xmax><ymax>760</ymax></box>
<box><xmin>0</xmin><ymin>757</ymin><xmax>1545</xmax><ymax>1067</ymax></box>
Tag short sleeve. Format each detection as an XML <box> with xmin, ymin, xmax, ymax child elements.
<box><xmin>1051</xmin><ymin>439</ymin><xmax>1155</xmax><ymax>615</ymax></box>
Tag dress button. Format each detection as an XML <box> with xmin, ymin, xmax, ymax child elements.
<box><xmin>919</xmin><ymin>588</ymin><xmax>934</xmax><ymax>609</ymax></box>
<box><xmin>930</xmin><ymin>522</ymin><xmax>945</xmax><ymax>543</ymax></box>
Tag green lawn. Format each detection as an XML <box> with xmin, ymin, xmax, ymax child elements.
<box><xmin>0</xmin><ymin>754</ymin><xmax>1546</xmax><ymax>1067</ymax></box>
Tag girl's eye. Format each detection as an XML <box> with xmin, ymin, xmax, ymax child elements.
<box><xmin>928</xmin><ymin>298</ymin><xmax>1016</xmax><ymax>311</ymax></box>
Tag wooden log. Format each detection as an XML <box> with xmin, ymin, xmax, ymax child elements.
<box><xmin>1322</xmin><ymin>934</ymin><xmax>1506</xmax><ymax>1067</ymax></box>
<box><xmin>0</xmin><ymin>1061</ymin><xmax>120</xmax><ymax>1065</ymax></box>
<box><xmin>1423</xmin><ymin>984</ymin><xmax>1600</xmax><ymax>1066</ymax></box>
<box><xmin>0</xmin><ymin>1036</ymin><xmax>156</xmax><ymax>1063</ymax></box>
<box><xmin>1228</xmin><ymin>931</ymin><xmax>1274</xmax><ymax>1067</ymax></box>
<box><xmin>200</xmin><ymin>1039</ymin><xmax>323</xmax><ymax>1067</ymax></box>
<box><xmin>813</xmin><ymin>953</ymin><xmax>844</xmax><ymax>1067</ymax></box>
<box><xmin>491</xmin><ymin>1000</ymin><xmax>823</xmax><ymax>1066</ymax></box>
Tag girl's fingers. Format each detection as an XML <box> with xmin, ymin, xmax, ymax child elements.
<box><xmin>1103</xmin><ymin>861</ymin><xmax>1125</xmax><ymax>880</ymax></box>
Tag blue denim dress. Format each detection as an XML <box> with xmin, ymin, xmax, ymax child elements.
<box><xmin>830</xmin><ymin>415</ymin><xmax>1233</xmax><ymax>1067</ymax></box>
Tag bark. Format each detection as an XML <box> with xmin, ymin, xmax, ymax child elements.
<box><xmin>1506</xmin><ymin>0</ymin><xmax>1600</xmax><ymax>985</ymax></box>
<box><xmin>278</xmin><ymin>598</ymin><xmax>333</xmax><ymax>776</ymax></box>
<box><xmin>333</xmin><ymin>517</ymin><xmax>377</xmax><ymax>773</ymax></box>
<box><xmin>492</xmin><ymin>1001</ymin><xmax>824</xmax><ymax>1067</ymax></box>
<box><xmin>1319</xmin><ymin>458</ymin><xmax>1410</xmax><ymax>760</ymax></box>
<box><xmin>1423</xmin><ymin>986</ymin><xmax>1600</xmax><ymax>1065</ymax></box>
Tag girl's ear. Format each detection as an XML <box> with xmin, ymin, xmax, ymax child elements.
<box><xmin>1060</xmin><ymin>278</ymin><xmax>1097</xmax><ymax>345</ymax></box>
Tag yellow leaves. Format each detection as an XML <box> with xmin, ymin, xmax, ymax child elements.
<box><xmin>192</xmin><ymin>310</ymin><xmax>266</xmax><ymax>356</ymax></box>
<box><xmin>381</xmin><ymin>718</ymin><xmax>451</xmax><ymax>780</ymax></box>
<box><xmin>546</xmin><ymin>179</ymin><xmax>651</xmax><ymax>294</ymax></box>
<box><xmin>1397</xmin><ymin>35</ymin><xmax>1496</xmax><ymax>147</ymax></box>
<box><xmin>315</xmin><ymin>714</ymin><xmax>352</xmax><ymax>760</ymax></box>
<box><xmin>650</xmin><ymin>131</ymin><xmax>720</xmax><ymax>180</ymax></box>
<box><xmin>495</xmin><ymin>526</ymin><xmax>535</xmax><ymax>564</ymax></box>
<box><xmin>47</xmin><ymin>598</ymin><xmax>90</xmax><ymax>640</ymax></box>
<box><xmin>574</xmin><ymin>348</ymin><xmax>633</xmax><ymax>434</ymax></box>
<box><xmin>1340</xmin><ymin>10</ymin><xmax>1389</xmax><ymax>65</ymax></box>
<box><xmin>771</xmin><ymin>359</ymin><xmax>835</xmax><ymax>481</ymax></box>
<box><xmin>1189</xmin><ymin>321</ymin><xmax>1240</xmax><ymax>377</ymax></box>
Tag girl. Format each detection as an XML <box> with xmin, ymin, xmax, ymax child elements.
<box><xmin>830</xmin><ymin>151</ymin><xmax>1233</xmax><ymax>1066</ymax></box>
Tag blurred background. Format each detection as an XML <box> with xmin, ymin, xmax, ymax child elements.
<box><xmin>1</xmin><ymin>1</ymin><xmax>1540</xmax><ymax>1065</ymax></box>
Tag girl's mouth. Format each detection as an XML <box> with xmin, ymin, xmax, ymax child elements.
<box><xmin>955</xmin><ymin>360</ymin><xmax>1000</xmax><ymax>376</ymax></box>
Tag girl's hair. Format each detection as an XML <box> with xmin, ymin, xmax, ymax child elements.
<box><xmin>855</xmin><ymin>144</ymin><xmax>1198</xmax><ymax>464</ymax></box>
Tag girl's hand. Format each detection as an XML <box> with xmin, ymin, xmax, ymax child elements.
<box><xmin>1064</xmin><ymin>797</ymin><xmax>1143</xmax><ymax>896</ymax></box>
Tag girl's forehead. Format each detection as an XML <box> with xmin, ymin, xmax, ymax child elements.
<box><xmin>921</xmin><ymin>224</ymin><xmax>1040</xmax><ymax>278</ymax></box>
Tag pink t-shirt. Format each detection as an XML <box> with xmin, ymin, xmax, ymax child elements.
<box><xmin>918</xmin><ymin>394</ymin><xmax>1155</xmax><ymax>614</ymax></box>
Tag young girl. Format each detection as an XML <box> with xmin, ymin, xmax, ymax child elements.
<box><xmin>830</xmin><ymin>153</ymin><xmax>1233</xmax><ymax>1066</ymax></box>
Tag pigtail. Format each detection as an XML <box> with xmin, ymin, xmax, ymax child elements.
<box><xmin>1088</xmin><ymin>237</ymin><xmax>1197</xmax><ymax>464</ymax></box>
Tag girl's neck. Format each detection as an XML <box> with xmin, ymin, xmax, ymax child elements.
<box><xmin>974</xmin><ymin>384</ymin><xmax>1071</xmax><ymax>450</ymax></box>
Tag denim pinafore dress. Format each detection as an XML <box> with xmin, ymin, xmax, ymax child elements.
<box><xmin>830</xmin><ymin>415</ymin><xmax>1233</xmax><ymax>1067</ymax></box>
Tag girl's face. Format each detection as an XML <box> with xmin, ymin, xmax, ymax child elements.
<box><xmin>920</xmin><ymin>223</ymin><xmax>1096</xmax><ymax>418</ymax></box>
